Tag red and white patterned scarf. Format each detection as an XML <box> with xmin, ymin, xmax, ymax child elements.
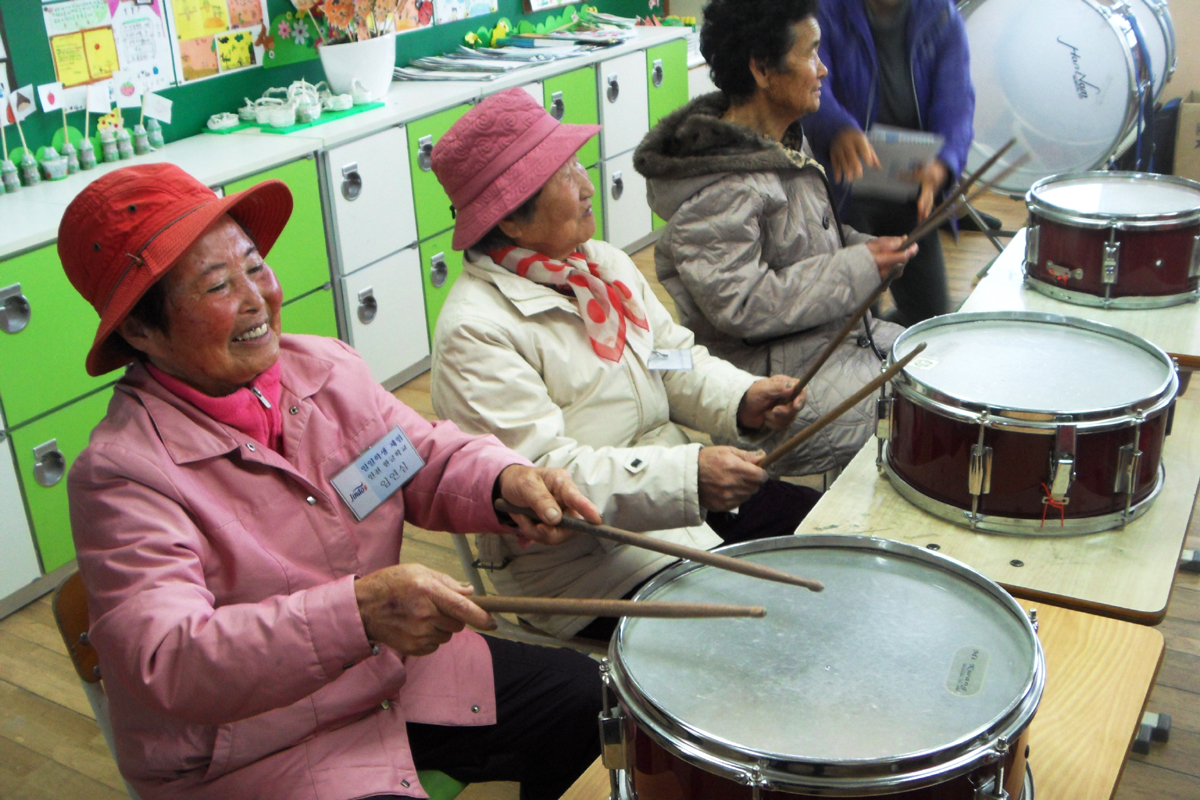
<box><xmin>489</xmin><ymin>246</ymin><xmax>650</xmax><ymax>362</ymax></box>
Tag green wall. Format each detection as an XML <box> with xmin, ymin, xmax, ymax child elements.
<box><xmin>0</xmin><ymin>0</ymin><xmax>655</xmax><ymax>156</ymax></box>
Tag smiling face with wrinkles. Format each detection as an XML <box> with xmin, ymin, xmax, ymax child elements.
<box><xmin>117</xmin><ymin>214</ymin><xmax>283</xmax><ymax>397</ymax></box>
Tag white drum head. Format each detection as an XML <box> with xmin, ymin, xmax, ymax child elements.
<box><xmin>616</xmin><ymin>540</ymin><xmax>1038</xmax><ymax>764</ymax></box>
<box><xmin>1032</xmin><ymin>173</ymin><xmax>1200</xmax><ymax>217</ymax></box>
<box><xmin>962</xmin><ymin>0</ymin><xmax>1138</xmax><ymax>193</ymax></box>
<box><xmin>894</xmin><ymin>316</ymin><xmax>1172</xmax><ymax>413</ymax></box>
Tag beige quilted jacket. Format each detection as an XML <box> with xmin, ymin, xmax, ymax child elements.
<box><xmin>430</xmin><ymin>239</ymin><xmax>760</xmax><ymax>637</ymax></box>
<box><xmin>635</xmin><ymin>93</ymin><xmax>902</xmax><ymax>475</ymax></box>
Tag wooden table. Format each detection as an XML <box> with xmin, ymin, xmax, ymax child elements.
<box><xmin>960</xmin><ymin>229</ymin><xmax>1200</xmax><ymax>369</ymax></box>
<box><xmin>785</xmin><ymin>393</ymin><xmax>1200</xmax><ymax>625</ymax></box>
<box><xmin>562</xmin><ymin>602</ymin><xmax>1163</xmax><ymax>800</ymax></box>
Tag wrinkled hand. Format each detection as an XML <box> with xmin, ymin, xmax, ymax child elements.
<box><xmin>830</xmin><ymin>127</ymin><xmax>879</xmax><ymax>183</ymax></box>
<box><xmin>737</xmin><ymin>375</ymin><xmax>806</xmax><ymax>432</ymax></box>
<box><xmin>866</xmin><ymin>236</ymin><xmax>918</xmax><ymax>279</ymax></box>
<box><xmin>698</xmin><ymin>446</ymin><xmax>768</xmax><ymax>512</ymax></box>
<box><xmin>496</xmin><ymin>464</ymin><xmax>601</xmax><ymax>549</ymax></box>
<box><xmin>912</xmin><ymin>158</ymin><xmax>949</xmax><ymax>222</ymax></box>
<box><xmin>355</xmin><ymin>563</ymin><xmax>496</xmax><ymax>657</ymax></box>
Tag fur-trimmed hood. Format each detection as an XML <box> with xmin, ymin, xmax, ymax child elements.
<box><xmin>634</xmin><ymin>92</ymin><xmax>821</xmax><ymax>220</ymax></box>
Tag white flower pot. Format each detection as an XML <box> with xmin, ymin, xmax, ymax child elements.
<box><xmin>318</xmin><ymin>32</ymin><xmax>396</xmax><ymax>102</ymax></box>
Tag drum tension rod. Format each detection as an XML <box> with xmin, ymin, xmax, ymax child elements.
<box><xmin>1047</xmin><ymin>423</ymin><xmax>1076</xmax><ymax>505</ymax></box>
<box><xmin>968</xmin><ymin>412</ymin><xmax>993</xmax><ymax>527</ymax></box>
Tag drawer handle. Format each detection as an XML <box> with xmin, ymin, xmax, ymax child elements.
<box><xmin>652</xmin><ymin>59</ymin><xmax>664</xmax><ymax>88</ymax></box>
<box><xmin>550</xmin><ymin>91</ymin><xmax>565</xmax><ymax>120</ymax></box>
<box><xmin>357</xmin><ymin>287</ymin><xmax>378</xmax><ymax>324</ymax></box>
<box><xmin>33</xmin><ymin>439</ymin><xmax>65</xmax><ymax>488</ymax></box>
<box><xmin>430</xmin><ymin>252</ymin><xmax>449</xmax><ymax>289</ymax></box>
<box><xmin>418</xmin><ymin>135</ymin><xmax>434</xmax><ymax>172</ymax></box>
<box><xmin>610</xmin><ymin>170</ymin><xmax>624</xmax><ymax>200</ymax></box>
<box><xmin>0</xmin><ymin>283</ymin><xmax>31</xmax><ymax>335</ymax></box>
<box><xmin>606</xmin><ymin>75</ymin><xmax>620</xmax><ymax>103</ymax></box>
<box><xmin>341</xmin><ymin>163</ymin><xmax>362</xmax><ymax>201</ymax></box>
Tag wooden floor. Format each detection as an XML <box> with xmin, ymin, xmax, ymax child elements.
<box><xmin>2</xmin><ymin>193</ymin><xmax>1199</xmax><ymax>800</ymax></box>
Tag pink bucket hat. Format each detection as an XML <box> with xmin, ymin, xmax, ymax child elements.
<box><xmin>431</xmin><ymin>87</ymin><xmax>600</xmax><ymax>251</ymax></box>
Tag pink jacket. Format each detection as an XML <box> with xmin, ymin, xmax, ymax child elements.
<box><xmin>68</xmin><ymin>335</ymin><xmax>528</xmax><ymax>800</ymax></box>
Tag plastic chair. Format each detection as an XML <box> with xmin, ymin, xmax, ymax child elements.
<box><xmin>52</xmin><ymin>572</ymin><xmax>467</xmax><ymax>800</ymax></box>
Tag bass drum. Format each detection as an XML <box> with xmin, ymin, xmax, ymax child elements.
<box><xmin>602</xmin><ymin>535</ymin><xmax>1045</xmax><ymax>800</ymax></box>
<box><xmin>1103</xmin><ymin>0</ymin><xmax>1176</xmax><ymax>100</ymax></box>
<box><xmin>959</xmin><ymin>0</ymin><xmax>1140</xmax><ymax>194</ymax></box>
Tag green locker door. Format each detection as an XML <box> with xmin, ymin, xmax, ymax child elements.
<box><xmin>544</xmin><ymin>66</ymin><xmax>601</xmax><ymax>169</ymax></box>
<box><xmin>408</xmin><ymin>105</ymin><xmax>473</xmax><ymax>241</ymax></box>
<box><xmin>647</xmin><ymin>39</ymin><xmax>689</xmax><ymax>231</ymax></box>
<box><xmin>588</xmin><ymin>166</ymin><xmax>605</xmax><ymax>243</ymax></box>
<box><xmin>10</xmin><ymin>388</ymin><xmax>114</xmax><ymax>572</ymax></box>
<box><xmin>281</xmin><ymin>283</ymin><xmax>338</xmax><ymax>339</ymax></box>
<box><xmin>419</xmin><ymin>231</ymin><xmax>464</xmax><ymax>345</ymax></box>
<box><xmin>224</xmin><ymin>158</ymin><xmax>332</xmax><ymax>303</ymax></box>
<box><xmin>0</xmin><ymin>246</ymin><xmax>114</xmax><ymax>427</ymax></box>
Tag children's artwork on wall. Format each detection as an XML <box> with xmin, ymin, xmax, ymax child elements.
<box><xmin>396</xmin><ymin>0</ymin><xmax>435</xmax><ymax>34</ymax></box>
<box><xmin>0</xmin><ymin>7</ymin><xmax>13</xmax><ymax>95</ymax></box>
<box><xmin>165</xmin><ymin>0</ymin><xmax>269</xmax><ymax>82</ymax></box>
<box><xmin>214</xmin><ymin>27</ymin><xmax>258</xmax><ymax>71</ymax></box>
<box><xmin>41</xmin><ymin>0</ymin><xmax>177</xmax><ymax>88</ymax></box>
<box><xmin>111</xmin><ymin>0</ymin><xmax>176</xmax><ymax>92</ymax></box>
<box><xmin>432</xmin><ymin>0</ymin><xmax>496</xmax><ymax>24</ymax></box>
<box><xmin>177</xmin><ymin>34</ymin><xmax>218</xmax><ymax>79</ymax></box>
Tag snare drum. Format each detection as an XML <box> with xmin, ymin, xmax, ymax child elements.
<box><xmin>960</xmin><ymin>0</ymin><xmax>1141</xmax><ymax>193</ymax></box>
<box><xmin>602</xmin><ymin>536</ymin><xmax>1044</xmax><ymax>799</ymax></box>
<box><xmin>1024</xmin><ymin>171</ymin><xmax>1200</xmax><ymax>308</ymax></box>
<box><xmin>879</xmin><ymin>312</ymin><xmax>1177</xmax><ymax>535</ymax></box>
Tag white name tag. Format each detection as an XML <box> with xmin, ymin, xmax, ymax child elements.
<box><xmin>330</xmin><ymin>426</ymin><xmax>426</xmax><ymax>521</ymax></box>
<box><xmin>647</xmin><ymin>349</ymin><xmax>694</xmax><ymax>371</ymax></box>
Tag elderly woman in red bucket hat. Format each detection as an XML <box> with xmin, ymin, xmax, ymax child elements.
<box><xmin>429</xmin><ymin>88</ymin><xmax>821</xmax><ymax>642</ymax></box>
<box><xmin>58</xmin><ymin>162</ymin><xmax>606</xmax><ymax>800</ymax></box>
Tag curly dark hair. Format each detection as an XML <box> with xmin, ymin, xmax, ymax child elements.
<box><xmin>700</xmin><ymin>0</ymin><xmax>819</xmax><ymax>102</ymax></box>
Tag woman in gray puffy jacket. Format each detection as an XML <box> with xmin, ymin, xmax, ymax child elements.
<box><xmin>634</xmin><ymin>0</ymin><xmax>916</xmax><ymax>476</ymax></box>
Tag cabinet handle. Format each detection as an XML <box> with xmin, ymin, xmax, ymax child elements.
<box><xmin>341</xmin><ymin>162</ymin><xmax>362</xmax><ymax>201</ymax></box>
<box><xmin>357</xmin><ymin>287</ymin><xmax>378</xmax><ymax>324</ymax></box>
<box><xmin>418</xmin><ymin>135</ymin><xmax>434</xmax><ymax>172</ymax></box>
<box><xmin>610</xmin><ymin>170</ymin><xmax>624</xmax><ymax>200</ymax></box>
<box><xmin>606</xmin><ymin>75</ymin><xmax>620</xmax><ymax>103</ymax></box>
<box><xmin>652</xmin><ymin>59</ymin><xmax>664</xmax><ymax>88</ymax></box>
<box><xmin>33</xmin><ymin>439</ymin><xmax>65</xmax><ymax>488</ymax></box>
<box><xmin>550</xmin><ymin>91</ymin><xmax>565</xmax><ymax>120</ymax></box>
<box><xmin>0</xmin><ymin>283</ymin><xmax>31</xmax><ymax>335</ymax></box>
<box><xmin>430</xmin><ymin>252</ymin><xmax>449</xmax><ymax>289</ymax></box>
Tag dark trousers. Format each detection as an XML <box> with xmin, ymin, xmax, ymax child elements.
<box><xmin>370</xmin><ymin>635</ymin><xmax>602</xmax><ymax>800</ymax></box>
<box><xmin>843</xmin><ymin>197</ymin><xmax>948</xmax><ymax>327</ymax></box>
<box><xmin>575</xmin><ymin>479</ymin><xmax>821</xmax><ymax>640</ymax></box>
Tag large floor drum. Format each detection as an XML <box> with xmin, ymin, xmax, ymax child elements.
<box><xmin>1024</xmin><ymin>172</ymin><xmax>1200</xmax><ymax>308</ymax></box>
<box><xmin>603</xmin><ymin>536</ymin><xmax>1045</xmax><ymax>799</ymax></box>
<box><xmin>881</xmin><ymin>312</ymin><xmax>1177</xmax><ymax>534</ymax></box>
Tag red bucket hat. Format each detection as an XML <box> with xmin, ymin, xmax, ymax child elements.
<box><xmin>58</xmin><ymin>163</ymin><xmax>293</xmax><ymax>376</ymax></box>
<box><xmin>431</xmin><ymin>87</ymin><xmax>600</xmax><ymax>251</ymax></box>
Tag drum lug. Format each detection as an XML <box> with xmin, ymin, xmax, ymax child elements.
<box><xmin>876</xmin><ymin>395</ymin><xmax>893</xmax><ymax>441</ymax></box>
<box><xmin>598</xmin><ymin>660</ymin><xmax>629</xmax><ymax>772</ymax></box>
<box><xmin>1103</xmin><ymin>241</ymin><xmax>1121</xmax><ymax>285</ymax></box>
<box><xmin>1114</xmin><ymin>444</ymin><xmax>1143</xmax><ymax>495</ymax></box>
<box><xmin>1024</xmin><ymin>224</ymin><xmax>1040</xmax><ymax>271</ymax></box>
<box><xmin>1189</xmin><ymin>235</ymin><xmax>1200</xmax><ymax>279</ymax></box>
<box><xmin>1048</xmin><ymin>425</ymin><xmax>1076</xmax><ymax>503</ymax></box>
<box><xmin>969</xmin><ymin>444</ymin><xmax>993</xmax><ymax>497</ymax></box>
<box><xmin>973</xmin><ymin>741</ymin><xmax>1011</xmax><ymax>800</ymax></box>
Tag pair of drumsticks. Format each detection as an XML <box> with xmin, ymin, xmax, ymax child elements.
<box><xmin>470</xmin><ymin>144</ymin><xmax>1027</xmax><ymax>623</ymax></box>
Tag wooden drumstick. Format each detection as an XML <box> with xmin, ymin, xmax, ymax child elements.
<box><xmin>472</xmin><ymin>596</ymin><xmax>766</xmax><ymax>619</ymax></box>
<box><xmin>759</xmin><ymin>343</ymin><xmax>927</xmax><ymax>470</ymax></box>
<box><xmin>921</xmin><ymin>137</ymin><xmax>1017</xmax><ymax>228</ymax></box>
<box><xmin>494</xmin><ymin>499</ymin><xmax>824</xmax><ymax>592</ymax></box>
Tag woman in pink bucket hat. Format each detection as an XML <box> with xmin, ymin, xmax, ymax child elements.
<box><xmin>430</xmin><ymin>88</ymin><xmax>822</xmax><ymax>642</ymax></box>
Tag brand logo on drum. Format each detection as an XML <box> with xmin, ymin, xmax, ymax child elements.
<box><xmin>946</xmin><ymin>646</ymin><xmax>990</xmax><ymax>697</ymax></box>
<box><xmin>1057</xmin><ymin>38</ymin><xmax>1100</xmax><ymax>100</ymax></box>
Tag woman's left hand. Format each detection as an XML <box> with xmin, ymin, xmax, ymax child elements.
<box><xmin>496</xmin><ymin>465</ymin><xmax>602</xmax><ymax>549</ymax></box>
<box><xmin>913</xmin><ymin>159</ymin><xmax>949</xmax><ymax>222</ymax></box>
<box><xmin>738</xmin><ymin>375</ymin><xmax>806</xmax><ymax>432</ymax></box>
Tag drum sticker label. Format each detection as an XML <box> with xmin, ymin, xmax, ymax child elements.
<box><xmin>1057</xmin><ymin>38</ymin><xmax>1101</xmax><ymax>100</ymax></box>
<box><xmin>909</xmin><ymin>356</ymin><xmax>939</xmax><ymax>371</ymax></box>
<box><xmin>946</xmin><ymin>646</ymin><xmax>990</xmax><ymax>697</ymax></box>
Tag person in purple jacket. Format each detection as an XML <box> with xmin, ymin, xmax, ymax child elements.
<box><xmin>803</xmin><ymin>0</ymin><xmax>974</xmax><ymax>326</ymax></box>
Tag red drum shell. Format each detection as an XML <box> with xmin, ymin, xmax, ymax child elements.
<box><xmin>887</xmin><ymin>393</ymin><xmax>1169</xmax><ymax>521</ymax></box>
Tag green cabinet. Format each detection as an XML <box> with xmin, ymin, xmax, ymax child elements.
<box><xmin>9</xmin><ymin>388</ymin><xmax>114</xmax><ymax>572</ymax></box>
<box><xmin>544</xmin><ymin>67</ymin><xmax>601</xmax><ymax>169</ymax></box>
<box><xmin>0</xmin><ymin>246</ymin><xmax>113</xmax><ymax>427</ymax></box>
<box><xmin>419</xmin><ymin>231</ymin><xmax>464</xmax><ymax>344</ymax></box>
<box><xmin>408</xmin><ymin>105</ymin><xmax>473</xmax><ymax>241</ymax></box>
<box><xmin>647</xmin><ymin>39</ymin><xmax>689</xmax><ymax>232</ymax></box>
<box><xmin>281</xmin><ymin>284</ymin><xmax>338</xmax><ymax>339</ymax></box>
<box><xmin>223</xmin><ymin>158</ymin><xmax>331</xmax><ymax>303</ymax></box>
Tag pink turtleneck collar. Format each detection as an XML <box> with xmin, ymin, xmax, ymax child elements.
<box><xmin>146</xmin><ymin>361</ymin><xmax>284</xmax><ymax>454</ymax></box>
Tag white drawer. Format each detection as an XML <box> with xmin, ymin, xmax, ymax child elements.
<box><xmin>597</xmin><ymin>52</ymin><xmax>649</xmax><ymax>159</ymax></box>
<box><xmin>339</xmin><ymin>249</ymin><xmax>430</xmax><ymax>388</ymax></box>
<box><xmin>0</xmin><ymin>415</ymin><xmax>42</xmax><ymax>599</ymax></box>
<box><xmin>601</xmin><ymin>150</ymin><xmax>651</xmax><ymax>251</ymax></box>
<box><xmin>325</xmin><ymin>126</ymin><xmax>418</xmax><ymax>276</ymax></box>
